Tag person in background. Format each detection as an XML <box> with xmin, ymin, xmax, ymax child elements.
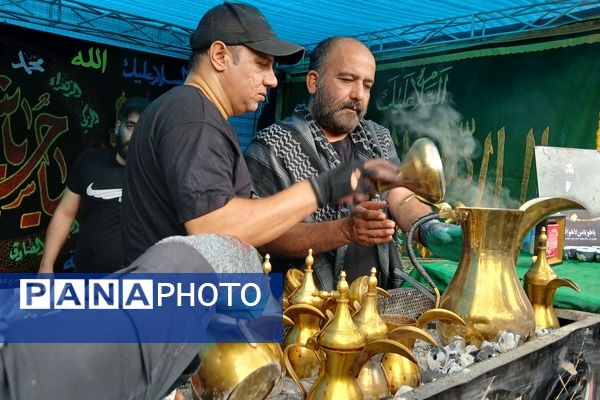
<box><xmin>39</xmin><ymin>96</ymin><xmax>150</xmax><ymax>273</ymax></box>
<box><xmin>121</xmin><ymin>3</ymin><xmax>407</xmax><ymax>265</ymax></box>
<box><xmin>562</xmin><ymin>160</ymin><xmax>578</xmax><ymax>195</ymax></box>
<box><xmin>245</xmin><ymin>37</ymin><xmax>463</xmax><ymax>290</ymax></box>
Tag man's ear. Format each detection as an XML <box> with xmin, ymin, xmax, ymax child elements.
<box><xmin>114</xmin><ymin>120</ymin><xmax>121</xmax><ymax>131</ymax></box>
<box><xmin>306</xmin><ymin>70</ymin><xmax>319</xmax><ymax>95</ymax></box>
<box><xmin>209</xmin><ymin>41</ymin><xmax>228</xmax><ymax>72</ymax></box>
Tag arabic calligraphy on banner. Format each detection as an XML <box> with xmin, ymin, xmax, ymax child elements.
<box><xmin>11</xmin><ymin>50</ymin><xmax>45</xmax><ymax>75</ymax></box>
<box><xmin>1</xmin><ymin>23</ymin><xmax>187</xmax><ymax>272</ymax></box>
<box><xmin>122</xmin><ymin>58</ymin><xmax>188</xmax><ymax>86</ymax></box>
<box><xmin>71</xmin><ymin>47</ymin><xmax>108</xmax><ymax>74</ymax></box>
<box><xmin>7</xmin><ymin>220</ymin><xmax>79</xmax><ymax>262</ymax></box>
<box><xmin>376</xmin><ymin>66</ymin><xmax>452</xmax><ymax>110</ymax></box>
<box><xmin>563</xmin><ymin>211</ymin><xmax>600</xmax><ymax>246</ymax></box>
<box><xmin>49</xmin><ymin>72</ymin><xmax>82</xmax><ymax>98</ymax></box>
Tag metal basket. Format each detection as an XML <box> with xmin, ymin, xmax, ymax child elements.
<box><xmin>377</xmin><ymin>286</ymin><xmax>436</xmax><ymax>320</ymax></box>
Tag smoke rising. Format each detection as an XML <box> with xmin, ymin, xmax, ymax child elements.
<box><xmin>384</xmin><ymin>94</ymin><xmax>520</xmax><ymax>209</ymax></box>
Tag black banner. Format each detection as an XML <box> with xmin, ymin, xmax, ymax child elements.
<box><xmin>0</xmin><ymin>24</ymin><xmax>187</xmax><ymax>272</ymax></box>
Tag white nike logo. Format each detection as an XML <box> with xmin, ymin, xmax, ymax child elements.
<box><xmin>86</xmin><ymin>183</ymin><xmax>122</xmax><ymax>202</ymax></box>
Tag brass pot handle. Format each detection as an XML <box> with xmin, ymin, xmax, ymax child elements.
<box><xmin>283</xmin><ymin>341</ymin><xmax>321</xmax><ymax>399</ymax></box>
<box><xmin>354</xmin><ymin>338</ymin><xmax>417</xmax><ymax>377</ymax></box>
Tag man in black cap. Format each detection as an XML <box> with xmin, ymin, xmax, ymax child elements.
<box><xmin>122</xmin><ymin>2</ymin><xmax>408</xmax><ymax>264</ymax></box>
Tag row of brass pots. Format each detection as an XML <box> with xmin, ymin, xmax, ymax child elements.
<box><xmin>283</xmin><ymin>271</ymin><xmax>426</xmax><ymax>400</ymax></box>
<box><xmin>192</xmin><ymin>196</ymin><xmax>585</xmax><ymax>399</ymax></box>
<box><xmin>192</xmin><ymin>268</ymin><xmax>463</xmax><ymax>399</ymax></box>
<box><xmin>282</xmin><ymin>268</ymin><xmax>467</xmax><ymax>399</ymax></box>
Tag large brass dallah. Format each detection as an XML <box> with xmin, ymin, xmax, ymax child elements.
<box><xmin>376</xmin><ymin>137</ymin><xmax>445</xmax><ymax>203</ymax></box>
<box><xmin>283</xmin><ymin>249</ymin><xmax>327</xmax><ymax>379</ymax></box>
<box><xmin>524</xmin><ymin>227</ymin><xmax>580</xmax><ymax>329</ymax></box>
<box><xmin>437</xmin><ymin>197</ymin><xmax>585</xmax><ymax>346</ymax></box>
<box><xmin>285</xmin><ymin>272</ymin><xmax>416</xmax><ymax>400</ymax></box>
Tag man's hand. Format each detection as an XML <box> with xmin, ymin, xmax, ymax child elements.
<box><xmin>419</xmin><ymin>220</ymin><xmax>463</xmax><ymax>261</ymax></box>
<box><xmin>343</xmin><ymin>200</ymin><xmax>396</xmax><ymax>247</ymax></box>
<box><xmin>309</xmin><ymin>159</ymin><xmax>401</xmax><ymax>207</ymax></box>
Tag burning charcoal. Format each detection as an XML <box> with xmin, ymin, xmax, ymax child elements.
<box><xmin>450</xmin><ymin>336</ymin><xmax>467</xmax><ymax>353</ymax></box>
<box><xmin>421</xmin><ymin>369</ymin><xmax>444</xmax><ymax>384</ymax></box>
<box><xmin>443</xmin><ymin>340</ymin><xmax>464</xmax><ymax>358</ymax></box>
<box><xmin>393</xmin><ymin>385</ymin><xmax>414</xmax><ymax>397</ymax></box>
<box><xmin>480</xmin><ymin>340</ymin><xmax>494</xmax><ymax>350</ymax></box>
<box><xmin>426</xmin><ymin>347</ymin><xmax>446</xmax><ymax>370</ymax></box>
<box><xmin>494</xmin><ymin>331</ymin><xmax>520</xmax><ymax>353</ymax></box>
<box><xmin>459</xmin><ymin>352</ymin><xmax>475</xmax><ymax>367</ymax></box>
<box><xmin>414</xmin><ymin>338</ymin><xmax>435</xmax><ymax>352</ymax></box>
<box><xmin>475</xmin><ymin>346</ymin><xmax>497</xmax><ymax>362</ymax></box>
<box><xmin>535</xmin><ymin>327</ymin><xmax>554</xmax><ymax>337</ymax></box>
<box><xmin>443</xmin><ymin>343</ymin><xmax>458</xmax><ymax>359</ymax></box>
<box><xmin>413</xmin><ymin>346</ymin><xmax>430</xmax><ymax>370</ymax></box>
<box><xmin>465</xmin><ymin>344</ymin><xmax>479</xmax><ymax>355</ymax></box>
<box><xmin>442</xmin><ymin>358</ymin><xmax>463</xmax><ymax>374</ymax></box>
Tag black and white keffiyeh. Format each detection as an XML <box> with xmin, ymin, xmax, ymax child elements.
<box><xmin>245</xmin><ymin>105</ymin><xmax>405</xmax><ymax>290</ymax></box>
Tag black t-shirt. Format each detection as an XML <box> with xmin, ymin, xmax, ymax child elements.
<box><xmin>330</xmin><ymin>136</ymin><xmax>380</xmax><ymax>283</ymax></box>
<box><xmin>122</xmin><ymin>85</ymin><xmax>253</xmax><ymax>264</ymax></box>
<box><xmin>67</xmin><ymin>148</ymin><xmax>124</xmax><ymax>273</ymax></box>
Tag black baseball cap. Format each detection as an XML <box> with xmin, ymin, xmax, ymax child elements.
<box><xmin>189</xmin><ymin>2</ymin><xmax>305</xmax><ymax>65</ymax></box>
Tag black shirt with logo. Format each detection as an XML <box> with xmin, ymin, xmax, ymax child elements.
<box><xmin>67</xmin><ymin>148</ymin><xmax>124</xmax><ymax>273</ymax></box>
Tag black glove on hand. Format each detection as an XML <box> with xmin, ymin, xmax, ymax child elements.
<box><xmin>309</xmin><ymin>160</ymin><xmax>375</xmax><ymax>207</ymax></box>
<box><xmin>418</xmin><ymin>219</ymin><xmax>464</xmax><ymax>261</ymax></box>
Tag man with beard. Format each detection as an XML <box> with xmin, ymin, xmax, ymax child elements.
<box><xmin>121</xmin><ymin>4</ymin><xmax>409</xmax><ymax>266</ymax></box>
<box><xmin>245</xmin><ymin>37</ymin><xmax>462</xmax><ymax>290</ymax></box>
<box><xmin>40</xmin><ymin>97</ymin><xmax>150</xmax><ymax>273</ymax></box>
<box><xmin>562</xmin><ymin>161</ymin><xmax>578</xmax><ymax>195</ymax></box>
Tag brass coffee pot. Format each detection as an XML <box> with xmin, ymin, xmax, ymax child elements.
<box><xmin>283</xmin><ymin>249</ymin><xmax>327</xmax><ymax>379</ymax></box>
<box><xmin>380</xmin><ymin>309</ymin><xmax>464</xmax><ymax>392</ymax></box>
<box><xmin>352</xmin><ymin>268</ymin><xmax>393</xmax><ymax>400</ymax></box>
<box><xmin>191</xmin><ymin>255</ymin><xmax>288</xmax><ymax>400</ymax></box>
<box><xmin>524</xmin><ymin>227</ymin><xmax>580</xmax><ymax>329</ymax></box>
<box><xmin>437</xmin><ymin>197</ymin><xmax>585</xmax><ymax>346</ymax></box>
<box><xmin>285</xmin><ymin>272</ymin><xmax>416</xmax><ymax>400</ymax></box>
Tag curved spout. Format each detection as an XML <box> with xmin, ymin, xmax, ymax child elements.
<box><xmin>516</xmin><ymin>197</ymin><xmax>586</xmax><ymax>246</ymax></box>
<box><xmin>388</xmin><ymin>326</ymin><xmax>437</xmax><ymax>346</ymax></box>
<box><xmin>545</xmin><ymin>278</ymin><xmax>581</xmax><ymax>308</ymax></box>
<box><xmin>416</xmin><ymin>308</ymin><xmax>466</xmax><ymax>329</ymax></box>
